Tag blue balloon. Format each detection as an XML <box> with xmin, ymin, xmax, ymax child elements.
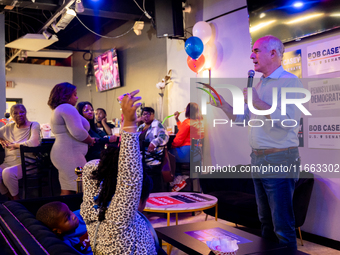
<box><xmin>185</xmin><ymin>36</ymin><xmax>204</xmax><ymax>60</ymax></box>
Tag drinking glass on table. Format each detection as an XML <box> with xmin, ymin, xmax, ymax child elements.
<box><xmin>113</xmin><ymin>127</ymin><xmax>121</xmax><ymax>136</ymax></box>
<box><xmin>167</xmin><ymin>126</ymin><xmax>173</xmax><ymax>135</ymax></box>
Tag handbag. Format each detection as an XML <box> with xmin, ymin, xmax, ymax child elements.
<box><xmin>161</xmin><ymin>148</ymin><xmax>176</xmax><ymax>183</ymax></box>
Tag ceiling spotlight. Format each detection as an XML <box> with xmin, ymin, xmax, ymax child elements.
<box><xmin>42</xmin><ymin>30</ymin><xmax>52</xmax><ymax>39</ymax></box>
<box><xmin>293</xmin><ymin>2</ymin><xmax>304</xmax><ymax>8</ymax></box>
<box><xmin>75</xmin><ymin>0</ymin><xmax>84</xmax><ymax>13</ymax></box>
<box><xmin>133</xmin><ymin>21</ymin><xmax>144</xmax><ymax>36</ymax></box>
<box><xmin>56</xmin><ymin>8</ymin><xmax>76</xmax><ymax>30</ymax></box>
<box><xmin>51</xmin><ymin>23</ymin><xmax>60</xmax><ymax>33</ymax></box>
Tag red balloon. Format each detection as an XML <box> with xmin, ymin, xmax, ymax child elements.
<box><xmin>187</xmin><ymin>55</ymin><xmax>205</xmax><ymax>73</ymax></box>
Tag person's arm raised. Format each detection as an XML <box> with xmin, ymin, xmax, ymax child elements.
<box><xmin>106</xmin><ymin>90</ymin><xmax>142</xmax><ymax>226</ymax></box>
<box><xmin>120</xmin><ymin>91</ymin><xmax>141</xmax><ymax>133</ymax></box>
<box><xmin>174</xmin><ymin>111</ymin><xmax>180</xmax><ymax>123</ymax></box>
<box><xmin>210</xmin><ymin>93</ymin><xmax>237</xmax><ymax>121</ymax></box>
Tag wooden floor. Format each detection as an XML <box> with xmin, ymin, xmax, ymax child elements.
<box><xmin>146</xmin><ymin>211</ymin><xmax>340</xmax><ymax>255</ymax></box>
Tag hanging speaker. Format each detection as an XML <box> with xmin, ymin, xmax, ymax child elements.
<box><xmin>154</xmin><ymin>0</ymin><xmax>184</xmax><ymax>38</ymax></box>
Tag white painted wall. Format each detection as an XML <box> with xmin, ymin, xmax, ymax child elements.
<box><xmin>167</xmin><ymin>0</ymin><xmax>253</xmax><ymax>167</ymax></box>
<box><xmin>203</xmin><ymin>0</ymin><xmax>247</xmax><ymax>21</ymax></box>
<box><xmin>5</xmin><ymin>63</ymin><xmax>73</xmax><ymax>125</ymax></box>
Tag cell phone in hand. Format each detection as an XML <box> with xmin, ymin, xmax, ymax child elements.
<box><xmin>117</xmin><ymin>94</ymin><xmax>125</xmax><ymax>103</ymax></box>
<box><xmin>117</xmin><ymin>93</ymin><xmax>132</xmax><ymax>103</ymax></box>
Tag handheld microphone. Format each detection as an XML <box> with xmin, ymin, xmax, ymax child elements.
<box><xmin>247</xmin><ymin>70</ymin><xmax>255</xmax><ymax>88</ymax></box>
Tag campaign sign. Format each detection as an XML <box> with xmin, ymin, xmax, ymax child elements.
<box><xmin>147</xmin><ymin>196</ymin><xmax>184</xmax><ymax>206</ymax></box>
<box><xmin>308</xmin><ymin>117</ymin><xmax>340</xmax><ymax>149</ymax></box>
<box><xmin>307</xmin><ymin>38</ymin><xmax>340</xmax><ymax>76</ymax></box>
<box><xmin>282</xmin><ymin>49</ymin><xmax>302</xmax><ymax>78</ymax></box>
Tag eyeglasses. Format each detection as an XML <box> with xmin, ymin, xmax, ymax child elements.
<box><xmin>142</xmin><ymin>112</ymin><xmax>152</xmax><ymax>116</ymax></box>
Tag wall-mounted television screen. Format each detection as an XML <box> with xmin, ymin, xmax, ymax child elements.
<box><xmin>247</xmin><ymin>0</ymin><xmax>340</xmax><ymax>44</ymax></box>
<box><xmin>94</xmin><ymin>48</ymin><xmax>121</xmax><ymax>92</ymax></box>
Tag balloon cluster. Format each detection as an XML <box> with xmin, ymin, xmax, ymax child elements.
<box><xmin>185</xmin><ymin>21</ymin><xmax>212</xmax><ymax>73</ymax></box>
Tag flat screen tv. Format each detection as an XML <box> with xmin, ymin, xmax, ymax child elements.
<box><xmin>247</xmin><ymin>0</ymin><xmax>340</xmax><ymax>44</ymax></box>
<box><xmin>94</xmin><ymin>48</ymin><xmax>121</xmax><ymax>92</ymax></box>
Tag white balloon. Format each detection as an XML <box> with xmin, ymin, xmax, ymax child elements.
<box><xmin>203</xmin><ymin>41</ymin><xmax>217</xmax><ymax>69</ymax></box>
<box><xmin>193</xmin><ymin>21</ymin><xmax>212</xmax><ymax>45</ymax></box>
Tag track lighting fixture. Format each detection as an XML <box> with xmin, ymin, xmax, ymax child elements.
<box><xmin>56</xmin><ymin>8</ymin><xmax>76</xmax><ymax>30</ymax></box>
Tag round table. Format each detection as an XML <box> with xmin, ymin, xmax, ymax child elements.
<box><xmin>144</xmin><ymin>192</ymin><xmax>218</xmax><ymax>254</ymax></box>
<box><xmin>144</xmin><ymin>192</ymin><xmax>218</xmax><ymax>226</ymax></box>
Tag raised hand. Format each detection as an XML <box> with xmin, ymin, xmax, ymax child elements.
<box><xmin>209</xmin><ymin>92</ymin><xmax>227</xmax><ymax>108</ymax></box>
<box><xmin>101</xmin><ymin>117</ymin><xmax>107</xmax><ymax>125</ymax></box>
<box><xmin>121</xmin><ymin>90</ymin><xmax>142</xmax><ymax>132</ymax></box>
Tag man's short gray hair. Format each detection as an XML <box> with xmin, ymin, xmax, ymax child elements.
<box><xmin>261</xmin><ymin>35</ymin><xmax>285</xmax><ymax>59</ymax></box>
<box><xmin>10</xmin><ymin>104</ymin><xmax>27</xmax><ymax>117</ymax></box>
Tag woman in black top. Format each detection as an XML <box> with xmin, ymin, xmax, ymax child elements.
<box><xmin>76</xmin><ymin>101</ymin><xmax>117</xmax><ymax>161</ymax></box>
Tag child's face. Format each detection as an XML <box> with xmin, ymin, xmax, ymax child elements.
<box><xmin>54</xmin><ymin>203</ymin><xmax>79</xmax><ymax>235</ymax></box>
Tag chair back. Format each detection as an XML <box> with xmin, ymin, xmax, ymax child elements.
<box><xmin>20</xmin><ymin>145</ymin><xmax>54</xmax><ymax>199</ymax></box>
<box><xmin>141</xmin><ymin>141</ymin><xmax>175</xmax><ymax>191</ymax></box>
<box><xmin>0</xmin><ymin>146</ymin><xmax>4</xmax><ymax>164</ymax></box>
<box><xmin>190</xmin><ymin>138</ymin><xmax>204</xmax><ymax>163</ymax></box>
<box><xmin>293</xmin><ymin>171</ymin><xmax>314</xmax><ymax>227</ymax></box>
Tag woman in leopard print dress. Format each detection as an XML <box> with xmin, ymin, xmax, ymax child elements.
<box><xmin>80</xmin><ymin>91</ymin><xmax>159</xmax><ymax>255</ymax></box>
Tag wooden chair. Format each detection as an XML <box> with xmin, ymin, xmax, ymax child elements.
<box><xmin>20</xmin><ymin>145</ymin><xmax>54</xmax><ymax>199</ymax></box>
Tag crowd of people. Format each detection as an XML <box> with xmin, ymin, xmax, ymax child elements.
<box><xmin>0</xmin><ymin>34</ymin><xmax>303</xmax><ymax>253</ymax></box>
<box><xmin>0</xmin><ymin>82</ymin><xmax>201</xmax><ymax>198</ymax></box>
